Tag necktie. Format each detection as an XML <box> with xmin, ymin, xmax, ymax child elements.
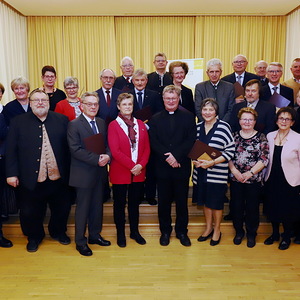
<box><xmin>126</xmin><ymin>77</ymin><xmax>130</xmax><ymax>83</ymax></box>
<box><xmin>137</xmin><ymin>92</ymin><xmax>143</xmax><ymax>109</ymax></box>
<box><xmin>105</xmin><ymin>90</ymin><xmax>111</xmax><ymax>106</ymax></box>
<box><xmin>90</xmin><ymin>120</ymin><xmax>97</xmax><ymax>134</ymax></box>
<box><xmin>248</xmin><ymin>103</ymin><xmax>254</xmax><ymax>108</ymax></box>
<box><xmin>237</xmin><ymin>75</ymin><xmax>243</xmax><ymax>85</ymax></box>
<box><xmin>272</xmin><ymin>86</ymin><xmax>278</xmax><ymax>94</ymax></box>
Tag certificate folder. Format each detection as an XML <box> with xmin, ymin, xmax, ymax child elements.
<box><xmin>188</xmin><ymin>140</ymin><xmax>222</xmax><ymax>161</ymax></box>
<box><xmin>268</xmin><ymin>93</ymin><xmax>290</xmax><ymax>108</ymax></box>
<box><xmin>233</xmin><ymin>82</ymin><xmax>245</xmax><ymax>98</ymax></box>
<box><xmin>133</xmin><ymin>105</ymin><xmax>152</xmax><ymax>122</ymax></box>
<box><xmin>84</xmin><ymin>133</ymin><xmax>105</xmax><ymax>155</ymax></box>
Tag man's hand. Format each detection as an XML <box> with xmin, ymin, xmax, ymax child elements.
<box><xmin>164</xmin><ymin>152</ymin><xmax>180</xmax><ymax>168</ymax></box>
<box><xmin>98</xmin><ymin>154</ymin><xmax>110</xmax><ymax>167</ymax></box>
<box><xmin>7</xmin><ymin>176</ymin><xmax>19</xmax><ymax>188</ymax></box>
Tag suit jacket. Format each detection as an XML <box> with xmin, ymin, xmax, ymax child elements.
<box><xmin>95</xmin><ymin>87</ymin><xmax>122</xmax><ymax>124</ymax></box>
<box><xmin>265</xmin><ymin>129</ymin><xmax>300</xmax><ymax>186</ymax></box>
<box><xmin>68</xmin><ymin>114</ymin><xmax>110</xmax><ymax>189</ymax></box>
<box><xmin>260</xmin><ymin>84</ymin><xmax>294</xmax><ymax>107</ymax></box>
<box><xmin>259</xmin><ymin>77</ymin><xmax>269</xmax><ymax>86</ymax></box>
<box><xmin>6</xmin><ymin>111</ymin><xmax>70</xmax><ymax>190</ymax></box>
<box><xmin>222</xmin><ymin>71</ymin><xmax>260</xmax><ymax>87</ymax></box>
<box><xmin>180</xmin><ymin>85</ymin><xmax>195</xmax><ymax>115</ymax></box>
<box><xmin>2</xmin><ymin>99</ymin><xmax>32</xmax><ymax>126</ymax></box>
<box><xmin>130</xmin><ymin>88</ymin><xmax>164</xmax><ymax>116</ymax></box>
<box><xmin>149</xmin><ymin>109</ymin><xmax>196</xmax><ymax>179</ymax></box>
<box><xmin>229</xmin><ymin>99</ymin><xmax>276</xmax><ymax>134</ymax></box>
<box><xmin>113</xmin><ymin>76</ymin><xmax>134</xmax><ymax>92</ymax></box>
<box><xmin>282</xmin><ymin>78</ymin><xmax>300</xmax><ymax>103</ymax></box>
<box><xmin>195</xmin><ymin>80</ymin><xmax>235</xmax><ymax>122</ymax></box>
<box><xmin>147</xmin><ymin>71</ymin><xmax>173</xmax><ymax>95</ymax></box>
<box><xmin>108</xmin><ymin>118</ymin><xmax>150</xmax><ymax>184</ymax></box>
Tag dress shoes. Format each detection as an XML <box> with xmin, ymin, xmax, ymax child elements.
<box><xmin>88</xmin><ymin>236</ymin><xmax>111</xmax><ymax>246</ymax></box>
<box><xmin>176</xmin><ymin>234</ymin><xmax>191</xmax><ymax>247</ymax></box>
<box><xmin>26</xmin><ymin>239</ymin><xmax>42</xmax><ymax>252</ymax></box>
<box><xmin>294</xmin><ymin>236</ymin><xmax>300</xmax><ymax>244</ymax></box>
<box><xmin>278</xmin><ymin>239</ymin><xmax>291</xmax><ymax>250</ymax></box>
<box><xmin>0</xmin><ymin>236</ymin><xmax>13</xmax><ymax>248</ymax></box>
<box><xmin>233</xmin><ymin>233</ymin><xmax>245</xmax><ymax>245</ymax></box>
<box><xmin>247</xmin><ymin>237</ymin><xmax>256</xmax><ymax>248</ymax></box>
<box><xmin>51</xmin><ymin>233</ymin><xmax>71</xmax><ymax>245</ymax></box>
<box><xmin>198</xmin><ymin>230</ymin><xmax>214</xmax><ymax>242</ymax></box>
<box><xmin>159</xmin><ymin>233</ymin><xmax>170</xmax><ymax>246</ymax></box>
<box><xmin>130</xmin><ymin>232</ymin><xmax>146</xmax><ymax>245</ymax></box>
<box><xmin>146</xmin><ymin>198</ymin><xmax>157</xmax><ymax>205</ymax></box>
<box><xmin>264</xmin><ymin>235</ymin><xmax>280</xmax><ymax>245</ymax></box>
<box><xmin>76</xmin><ymin>244</ymin><xmax>93</xmax><ymax>256</ymax></box>
<box><xmin>210</xmin><ymin>233</ymin><xmax>222</xmax><ymax>246</ymax></box>
<box><xmin>117</xmin><ymin>236</ymin><xmax>126</xmax><ymax>248</ymax></box>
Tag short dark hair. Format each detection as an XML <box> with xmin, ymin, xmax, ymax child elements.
<box><xmin>169</xmin><ymin>61</ymin><xmax>189</xmax><ymax>76</ymax></box>
<box><xmin>199</xmin><ymin>98</ymin><xmax>219</xmax><ymax>116</ymax></box>
<box><xmin>0</xmin><ymin>83</ymin><xmax>5</xmax><ymax>94</ymax></box>
<box><xmin>42</xmin><ymin>65</ymin><xmax>57</xmax><ymax>76</ymax></box>
<box><xmin>276</xmin><ymin>106</ymin><xmax>297</xmax><ymax>122</ymax></box>
<box><xmin>244</xmin><ymin>79</ymin><xmax>262</xmax><ymax>98</ymax></box>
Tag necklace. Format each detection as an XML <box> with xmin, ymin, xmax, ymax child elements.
<box><xmin>277</xmin><ymin>130</ymin><xmax>289</xmax><ymax>146</ymax></box>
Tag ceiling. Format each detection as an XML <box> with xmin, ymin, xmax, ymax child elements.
<box><xmin>4</xmin><ymin>0</ymin><xmax>300</xmax><ymax>16</ymax></box>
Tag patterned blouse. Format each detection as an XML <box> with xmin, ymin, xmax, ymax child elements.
<box><xmin>229</xmin><ymin>131</ymin><xmax>269</xmax><ymax>184</ymax></box>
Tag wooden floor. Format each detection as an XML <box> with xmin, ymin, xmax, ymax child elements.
<box><xmin>1</xmin><ymin>199</ymin><xmax>300</xmax><ymax>299</ymax></box>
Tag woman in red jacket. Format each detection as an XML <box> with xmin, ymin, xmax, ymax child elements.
<box><xmin>108</xmin><ymin>93</ymin><xmax>150</xmax><ymax>247</ymax></box>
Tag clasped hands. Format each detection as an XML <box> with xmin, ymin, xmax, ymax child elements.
<box><xmin>232</xmin><ymin>170</ymin><xmax>253</xmax><ymax>183</ymax></box>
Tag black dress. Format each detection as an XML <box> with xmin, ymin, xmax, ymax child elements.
<box><xmin>266</xmin><ymin>145</ymin><xmax>300</xmax><ymax>222</ymax></box>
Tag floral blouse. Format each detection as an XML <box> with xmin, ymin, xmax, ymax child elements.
<box><xmin>230</xmin><ymin>131</ymin><xmax>269</xmax><ymax>184</ymax></box>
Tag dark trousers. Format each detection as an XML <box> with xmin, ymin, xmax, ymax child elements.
<box><xmin>271</xmin><ymin>222</ymin><xmax>293</xmax><ymax>240</ymax></box>
<box><xmin>19</xmin><ymin>179</ymin><xmax>71</xmax><ymax>241</ymax></box>
<box><xmin>144</xmin><ymin>154</ymin><xmax>157</xmax><ymax>199</ymax></box>
<box><xmin>230</xmin><ymin>181</ymin><xmax>261</xmax><ymax>238</ymax></box>
<box><xmin>157</xmin><ymin>177</ymin><xmax>189</xmax><ymax>236</ymax></box>
<box><xmin>112</xmin><ymin>182</ymin><xmax>143</xmax><ymax>234</ymax></box>
<box><xmin>75</xmin><ymin>181</ymin><xmax>104</xmax><ymax>245</ymax></box>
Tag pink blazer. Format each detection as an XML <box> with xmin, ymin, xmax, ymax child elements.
<box><xmin>108</xmin><ymin>118</ymin><xmax>150</xmax><ymax>184</ymax></box>
<box><xmin>265</xmin><ymin>129</ymin><xmax>300</xmax><ymax>186</ymax></box>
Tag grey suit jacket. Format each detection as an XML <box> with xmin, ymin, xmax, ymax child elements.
<box><xmin>194</xmin><ymin>80</ymin><xmax>235</xmax><ymax>123</ymax></box>
<box><xmin>68</xmin><ymin>114</ymin><xmax>110</xmax><ymax>188</ymax></box>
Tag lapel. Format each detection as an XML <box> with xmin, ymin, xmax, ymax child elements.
<box><xmin>79</xmin><ymin>114</ymin><xmax>94</xmax><ymax>135</ymax></box>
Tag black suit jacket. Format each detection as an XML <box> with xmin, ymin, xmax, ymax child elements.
<box><xmin>229</xmin><ymin>100</ymin><xmax>276</xmax><ymax>134</ymax></box>
<box><xmin>113</xmin><ymin>76</ymin><xmax>134</xmax><ymax>92</ymax></box>
<box><xmin>147</xmin><ymin>72</ymin><xmax>173</xmax><ymax>95</ymax></box>
<box><xmin>260</xmin><ymin>84</ymin><xmax>294</xmax><ymax>107</ymax></box>
<box><xmin>222</xmin><ymin>71</ymin><xmax>260</xmax><ymax>87</ymax></box>
<box><xmin>6</xmin><ymin>111</ymin><xmax>70</xmax><ymax>190</ymax></box>
<box><xmin>180</xmin><ymin>85</ymin><xmax>195</xmax><ymax>115</ymax></box>
<box><xmin>149</xmin><ymin>109</ymin><xmax>196</xmax><ymax>179</ymax></box>
<box><xmin>68</xmin><ymin>114</ymin><xmax>110</xmax><ymax>189</ymax></box>
<box><xmin>2</xmin><ymin>99</ymin><xmax>32</xmax><ymax>126</ymax></box>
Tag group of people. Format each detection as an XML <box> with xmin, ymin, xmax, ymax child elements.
<box><xmin>0</xmin><ymin>52</ymin><xmax>299</xmax><ymax>256</ymax></box>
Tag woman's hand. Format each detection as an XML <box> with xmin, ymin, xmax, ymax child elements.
<box><xmin>232</xmin><ymin>170</ymin><xmax>245</xmax><ymax>182</ymax></box>
<box><xmin>197</xmin><ymin>159</ymin><xmax>215</xmax><ymax>169</ymax></box>
<box><xmin>131</xmin><ymin>164</ymin><xmax>143</xmax><ymax>176</ymax></box>
<box><xmin>241</xmin><ymin>171</ymin><xmax>253</xmax><ymax>183</ymax></box>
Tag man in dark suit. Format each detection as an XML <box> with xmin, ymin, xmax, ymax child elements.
<box><xmin>149</xmin><ymin>85</ymin><xmax>196</xmax><ymax>247</ymax></box>
<box><xmin>68</xmin><ymin>91</ymin><xmax>111</xmax><ymax>256</ymax></box>
<box><xmin>147</xmin><ymin>52</ymin><xmax>173</xmax><ymax>96</ymax></box>
<box><xmin>254</xmin><ymin>60</ymin><xmax>269</xmax><ymax>86</ymax></box>
<box><xmin>261</xmin><ymin>62</ymin><xmax>294</xmax><ymax>107</ymax></box>
<box><xmin>222</xmin><ymin>54</ymin><xmax>260</xmax><ymax>103</ymax></box>
<box><xmin>230</xmin><ymin>79</ymin><xmax>276</xmax><ymax>134</ymax></box>
<box><xmin>113</xmin><ymin>56</ymin><xmax>135</xmax><ymax>92</ymax></box>
<box><xmin>6</xmin><ymin>89</ymin><xmax>71</xmax><ymax>252</ymax></box>
<box><xmin>195</xmin><ymin>58</ymin><xmax>235</xmax><ymax>123</ymax></box>
<box><xmin>95</xmin><ymin>68</ymin><xmax>122</xmax><ymax>125</ymax></box>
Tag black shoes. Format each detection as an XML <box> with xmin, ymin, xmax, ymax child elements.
<box><xmin>0</xmin><ymin>236</ymin><xmax>13</xmax><ymax>248</ymax></box>
<box><xmin>51</xmin><ymin>233</ymin><xmax>71</xmax><ymax>245</ymax></box>
<box><xmin>27</xmin><ymin>239</ymin><xmax>42</xmax><ymax>252</ymax></box>
<box><xmin>264</xmin><ymin>235</ymin><xmax>280</xmax><ymax>245</ymax></box>
<box><xmin>247</xmin><ymin>237</ymin><xmax>256</xmax><ymax>248</ymax></box>
<box><xmin>278</xmin><ymin>239</ymin><xmax>291</xmax><ymax>250</ymax></box>
<box><xmin>76</xmin><ymin>244</ymin><xmax>93</xmax><ymax>256</ymax></box>
<box><xmin>117</xmin><ymin>236</ymin><xmax>126</xmax><ymax>248</ymax></box>
<box><xmin>294</xmin><ymin>236</ymin><xmax>300</xmax><ymax>244</ymax></box>
<box><xmin>130</xmin><ymin>232</ymin><xmax>146</xmax><ymax>245</ymax></box>
<box><xmin>176</xmin><ymin>234</ymin><xmax>191</xmax><ymax>247</ymax></box>
<box><xmin>159</xmin><ymin>233</ymin><xmax>170</xmax><ymax>246</ymax></box>
<box><xmin>146</xmin><ymin>198</ymin><xmax>158</xmax><ymax>205</ymax></box>
<box><xmin>210</xmin><ymin>233</ymin><xmax>222</xmax><ymax>246</ymax></box>
<box><xmin>88</xmin><ymin>236</ymin><xmax>111</xmax><ymax>246</ymax></box>
<box><xmin>198</xmin><ymin>230</ymin><xmax>214</xmax><ymax>242</ymax></box>
<box><xmin>233</xmin><ymin>233</ymin><xmax>245</xmax><ymax>245</ymax></box>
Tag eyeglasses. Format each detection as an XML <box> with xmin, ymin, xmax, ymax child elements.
<box><xmin>163</xmin><ymin>98</ymin><xmax>178</xmax><ymax>102</ymax></box>
<box><xmin>267</xmin><ymin>70</ymin><xmax>282</xmax><ymax>74</ymax></box>
<box><xmin>101</xmin><ymin>76</ymin><xmax>115</xmax><ymax>81</ymax></box>
<box><xmin>65</xmin><ymin>86</ymin><xmax>78</xmax><ymax>90</ymax></box>
<box><xmin>122</xmin><ymin>65</ymin><xmax>134</xmax><ymax>68</ymax></box>
<box><xmin>173</xmin><ymin>71</ymin><xmax>185</xmax><ymax>76</ymax></box>
<box><xmin>30</xmin><ymin>99</ymin><xmax>49</xmax><ymax>103</ymax></box>
<box><xmin>240</xmin><ymin>118</ymin><xmax>255</xmax><ymax>123</ymax></box>
<box><xmin>43</xmin><ymin>75</ymin><xmax>56</xmax><ymax>79</ymax></box>
<box><xmin>82</xmin><ymin>102</ymin><xmax>99</xmax><ymax>107</ymax></box>
<box><xmin>233</xmin><ymin>60</ymin><xmax>246</xmax><ymax>64</ymax></box>
<box><xmin>278</xmin><ymin>117</ymin><xmax>292</xmax><ymax>122</ymax></box>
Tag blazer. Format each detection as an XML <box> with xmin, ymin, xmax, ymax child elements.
<box><xmin>147</xmin><ymin>72</ymin><xmax>173</xmax><ymax>95</ymax></box>
<box><xmin>282</xmin><ymin>78</ymin><xmax>300</xmax><ymax>103</ymax></box>
<box><xmin>2</xmin><ymin>99</ymin><xmax>32</xmax><ymax>126</ymax></box>
<box><xmin>260</xmin><ymin>84</ymin><xmax>294</xmax><ymax>106</ymax></box>
<box><xmin>222</xmin><ymin>71</ymin><xmax>260</xmax><ymax>87</ymax></box>
<box><xmin>6</xmin><ymin>111</ymin><xmax>70</xmax><ymax>190</ymax></box>
<box><xmin>180</xmin><ymin>84</ymin><xmax>195</xmax><ymax>115</ymax></box>
<box><xmin>265</xmin><ymin>129</ymin><xmax>300</xmax><ymax>187</ymax></box>
<box><xmin>149</xmin><ymin>108</ymin><xmax>196</xmax><ymax>179</ymax></box>
<box><xmin>229</xmin><ymin>99</ymin><xmax>276</xmax><ymax>134</ymax></box>
<box><xmin>113</xmin><ymin>76</ymin><xmax>134</xmax><ymax>92</ymax></box>
<box><xmin>130</xmin><ymin>88</ymin><xmax>164</xmax><ymax>116</ymax></box>
<box><xmin>195</xmin><ymin>80</ymin><xmax>235</xmax><ymax>122</ymax></box>
<box><xmin>95</xmin><ymin>87</ymin><xmax>122</xmax><ymax>123</ymax></box>
<box><xmin>54</xmin><ymin>99</ymin><xmax>82</xmax><ymax>121</ymax></box>
<box><xmin>108</xmin><ymin>118</ymin><xmax>150</xmax><ymax>184</ymax></box>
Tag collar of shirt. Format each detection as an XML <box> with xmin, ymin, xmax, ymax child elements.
<box><xmin>134</xmin><ymin>88</ymin><xmax>144</xmax><ymax>95</ymax></box>
<box><xmin>123</xmin><ymin>75</ymin><xmax>132</xmax><ymax>81</ymax></box>
<box><xmin>235</xmin><ymin>71</ymin><xmax>245</xmax><ymax>79</ymax></box>
<box><xmin>247</xmin><ymin>99</ymin><xmax>259</xmax><ymax>109</ymax></box>
<box><xmin>294</xmin><ymin>78</ymin><xmax>300</xmax><ymax>84</ymax></box>
<box><xmin>102</xmin><ymin>87</ymin><xmax>112</xmax><ymax>94</ymax></box>
<box><xmin>268</xmin><ymin>82</ymin><xmax>280</xmax><ymax>94</ymax></box>
<box><xmin>82</xmin><ymin>113</ymin><xmax>96</xmax><ymax>123</ymax></box>
<box><xmin>210</xmin><ymin>80</ymin><xmax>220</xmax><ymax>87</ymax></box>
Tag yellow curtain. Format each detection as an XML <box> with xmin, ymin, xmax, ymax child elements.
<box><xmin>195</xmin><ymin>16</ymin><xmax>286</xmax><ymax>80</ymax></box>
<box><xmin>115</xmin><ymin>16</ymin><xmax>195</xmax><ymax>74</ymax></box>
